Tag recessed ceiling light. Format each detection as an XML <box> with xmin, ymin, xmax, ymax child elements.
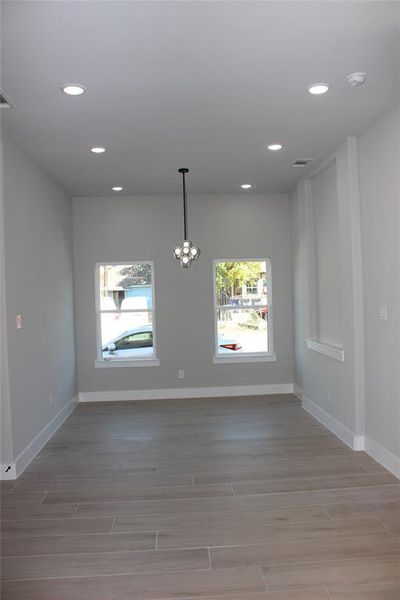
<box><xmin>308</xmin><ymin>83</ymin><xmax>330</xmax><ymax>95</ymax></box>
<box><xmin>61</xmin><ymin>84</ymin><xmax>86</xmax><ymax>96</ymax></box>
<box><xmin>267</xmin><ymin>144</ymin><xmax>283</xmax><ymax>151</ymax></box>
<box><xmin>112</xmin><ymin>186</ymin><xmax>123</xmax><ymax>192</ymax></box>
<box><xmin>241</xmin><ymin>184</ymin><xmax>252</xmax><ymax>189</ymax></box>
<box><xmin>90</xmin><ymin>146</ymin><xmax>107</xmax><ymax>154</ymax></box>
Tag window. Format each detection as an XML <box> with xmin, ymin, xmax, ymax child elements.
<box><xmin>213</xmin><ymin>259</ymin><xmax>275</xmax><ymax>362</ymax></box>
<box><xmin>95</xmin><ymin>262</ymin><xmax>158</xmax><ymax>366</ymax></box>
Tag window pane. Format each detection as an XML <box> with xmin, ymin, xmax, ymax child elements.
<box><xmin>115</xmin><ymin>331</ymin><xmax>153</xmax><ymax>350</ymax></box>
<box><xmin>101</xmin><ymin>311</ymin><xmax>153</xmax><ymax>358</ymax></box>
<box><xmin>215</xmin><ymin>261</ymin><xmax>267</xmax><ymax>308</ymax></box>
<box><xmin>217</xmin><ymin>308</ymin><xmax>268</xmax><ymax>354</ymax></box>
<box><xmin>99</xmin><ymin>264</ymin><xmax>153</xmax><ymax>310</ymax></box>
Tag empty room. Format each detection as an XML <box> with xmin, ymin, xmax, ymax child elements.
<box><xmin>0</xmin><ymin>1</ymin><xmax>399</xmax><ymax>598</ymax></box>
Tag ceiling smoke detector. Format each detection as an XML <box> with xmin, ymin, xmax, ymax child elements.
<box><xmin>346</xmin><ymin>72</ymin><xmax>367</xmax><ymax>87</ymax></box>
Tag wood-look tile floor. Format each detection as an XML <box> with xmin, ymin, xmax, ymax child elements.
<box><xmin>1</xmin><ymin>394</ymin><xmax>399</xmax><ymax>599</ymax></box>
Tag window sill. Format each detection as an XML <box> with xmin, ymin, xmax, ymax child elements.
<box><xmin>95</xmin><ymin>358</ymin><xmax>160</xmax><ymax>368</ymax></box>
<box><xmin>305</xmin><ymin>339</ymin><xmax>345</xmax><ymax>362</ymax></box>
<box><xmin>213</xmin><ymin>353</ymin><xmax>277</xmax><ymax>364</ymax></box>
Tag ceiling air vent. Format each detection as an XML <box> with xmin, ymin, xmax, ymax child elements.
<box><xmin>292</xmin><ymin>159</ymin><xmax>312</xmax><ymax>167</ymax></box>
<box><xmin>0</xmin><ymin>92</ymin><xmax>12</xmax><ymax>108</ymax></box>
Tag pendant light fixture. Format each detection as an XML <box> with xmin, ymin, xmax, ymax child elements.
<box><xmin>173</xmin><ymin>168</ymin><xmax>200</xmax><ymax>268</ymax></box>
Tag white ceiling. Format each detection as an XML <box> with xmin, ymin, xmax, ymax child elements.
<box><xmin>1</xmin><ymin>1</ymin><xmax>399</xmax><ymax>196</ymax></box>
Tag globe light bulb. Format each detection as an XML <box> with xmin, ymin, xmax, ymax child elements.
<box><xmin>182</xmin><ymin>246</ymin><xmax>190</xmax><ymax>255</ymax></box>
<box><xmin>190</xmin><ymin>246</ymin><xmax>199</xmax><ymax>259</ymax></box>
<box><xmin>182</xmin><ymin>240</ymin><xmax>191</xmax><ymax>248</ymax></box>
<box><xmin>181</xmin><ymin>255</ymin><xmax>191</xmax><ymax>268</ymax></box>
<box><xmin>174</xmin><ymin>247</ymin><xmax>182</xmax><ymax>256</ymax></box>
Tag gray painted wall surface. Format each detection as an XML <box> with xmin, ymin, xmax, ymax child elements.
<box><xmin>291</xmin><ymin>108</ymin><xmax>400</xmax><ymax>464</ymax></box>
<box><xmin>3</xmin><ymin>138</ymin><xmax>76</xmax><ymax>458</ymax></box>
<box><xmin>291</xmin><ymin>140</ymin><xmax>362</xmax><ymax>435</ymax></box>
<box><xmin>358</xmin><ymin>106</ymin><xmax>400</xmax><ymax>460</ymax></box>
<box><xmin>1</xmin><ymin>137</ymin><xmax>14</xmax><ymax>466</ymax></box>
<box><xmin>0</xmin><ymin>0</ymin><xmax>13</xmax><ymax>467</ymax></box>
<box><xmin>73</xmin><ymin>193</ymin><xmax>293</xmax><ymax>392</ymax></box>
<box><xmin>311</xmin><ymin>160</ymin><xmax>342</xmax><ymax>348</ymax></box>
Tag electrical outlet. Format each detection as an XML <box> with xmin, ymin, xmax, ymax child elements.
<box><xmin>178</xmin><ymin>370</ymin><xmax>185</xmax><ymax>380</ymax></box>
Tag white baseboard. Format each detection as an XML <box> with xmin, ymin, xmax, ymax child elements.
<box><xmin>1</xmin><ymin>396</ymin><xmax>78</xmax><ymax>480</ymax></box>
<box><xmin>301</xmin><ymin>395</ymin><xmax>399</xmax><ymax>479</ymax></box>
<box><xmin>302</xmin><ymin>395</ymin><xmax>358</xmax><ymax>450</ymax></box>
<box><xmin>293</xmin><ymin>384</ymin><xmax>303</xmax><ymax>400</ymax></box>
<box><xmin>352</xmin><ymin>435</ymin><xmax>365</xmax><ymax>451</ymax></box>
<box><xmin>364</xmin><ymin>437</ymin><xmax>400</xmax><ymax>479</ymax></box>
<box><xmin>79</xmin><ymin>384</ymin><xmax>294</xmax><ymax>403</ymax></box>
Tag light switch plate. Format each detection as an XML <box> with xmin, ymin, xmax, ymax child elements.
<box><xmin>379</xmin><ymin>306</ymin><xmax>388</xmax><ymax>321</ymax></box>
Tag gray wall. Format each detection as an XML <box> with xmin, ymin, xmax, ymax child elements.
<box><xmin>3</xmin><ymin>138</ymin><xmax>76</xmax><ymax>458</ymax></box>
<box><xmin>291</xmin><ymin>106</ymin><xmax>400</xmax><ymax>470</ymax></box>
<box><xmin>358</xmin><ymin>106</ymin><xmax>400</xmax><ymax>461</ymax></box>
<box><xmin>1</xmin><ymin>137</ymin><xmax>14</xmax><ymax>467</ymax></box>
<box><xmin>73</xmin><ymin>193</ymin><xmax>293</xmax><ymax>392</ymax></box>
<box><xmin>0</xmin><ymin>1</ymin><xmax>13</xmax><ymax>468</ymax></box>
<box><xmin>291</xmin><ymin>139</ymin><xmax>364</xmax><ymax>437</ymax></box>
<box><xmin>312</xmin><ymin>160</ymin><xmax>342</xmax><ymax>348</ymax></box>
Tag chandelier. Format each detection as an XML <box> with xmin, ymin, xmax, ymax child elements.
<box><xmin>173</xmin><ymin>168</ymin><xmax>200</xmax><ymax>268</ymax></box>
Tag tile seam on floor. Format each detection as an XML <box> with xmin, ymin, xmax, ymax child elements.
<box><xmin>1</xmin><ymin>529</ymin><xmax>157</xmax><ymax>547</ymax></box>
<box><xmin>3</xmin><ymin>557</ymin><xmax>399</xmax><ymax>584</ymax></box>
<box><xmin>273</xmin><ymin>484</ymin><xmax>400</xmax><ymax>507</ymax></box>
<box><xmin>1</xmin><ymin>547</ymin><xmax>212</xmax><ymax>560</ymax></box>
<box><xmin>42</xmin><ymin>490</ymin><xmax>236</xmax><ymax>503</ymax></box>
<box><xmin>261</xmin><ymin>568</ymin><xmax>269</xmax><ymax>591</ymax></box>
<box><xmin>232</xmin><ymin>478</ymin><xmax>399</xmax><ymax>493</ymax></box>
<box><xmin>259</xmin><ymin>553</ymin><xmax>400</xmax><ymax>569</ymax></box>
<box><xmin>207</xmin><ymin>535</ymin><xmax>400</xmax><ymax>552</ymax></box>
<box><xmin>38</xmin><ymin>491</ymin><xmax>47</xmax><ymax>505</ymax></box>
<box><xmin>5</xmin><ymin>506</ymin><xmax>322</xmax><ymax>522</ymax></box>
<box><xmin>110</xmin><ymin>516</ymin><xmax>116</xmax><ymax>533</ymax></box>
<box><xmin>213</xmin><ymin>553</ymin><xmax>400</xmax><ymax>570</ymax></box>
<box><xmin>1</xmin><ymin>567</ymin><xmax>217</xmax><ymax>583</ymax></box>
<box><xmin>206</xmin><ymin>547</ymin><xmax>212</xmax><ymax>569</ymax></box>
<box><xmin>375</xmin><ymin>515</ymin><xmax>396</xmax><ymax>535</ymax></box>
<box><xmin>5</xmin><ymin>546</ymin><xmax>399</xmax><ymax>561</ymax></box>
<box><xmin>266</xmin><ymin>578</ymin><xmax>400</xmax><ymax>595</ymax></box>
<box><xmin>2</xmin><ymin>515</ymin><xmax>116</xmax><ymax>523</ymax></box>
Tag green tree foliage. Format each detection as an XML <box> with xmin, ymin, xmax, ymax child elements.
<box><xmin>118</xmin><ymin>263</ymin><xmax>152</xmax><ymax>288</ymax></box>
<box><xmin>216</xmin><ymin>261</ymin><xmax>261</xmax><ymax>298</ymax></box>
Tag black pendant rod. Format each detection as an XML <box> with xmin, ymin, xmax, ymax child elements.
<box><xmin>179</xmin><ymin>168</ymin><xmax>189</xmax><ymax>240</ymax></box>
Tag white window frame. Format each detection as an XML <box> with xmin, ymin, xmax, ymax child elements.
<box><xmin>94</xmin><ymin>261</ymin><xmax>159</xmax><ymax>368</ymax></box>
<box><xmin>213</xmin><ymin>258</ymin><xmax>276</xmax><ymax>364</ymax></box>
